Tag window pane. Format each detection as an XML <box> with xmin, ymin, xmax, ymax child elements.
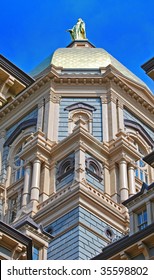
<box><xmin>135</xmin><ymin>169</ymin><xmax>138</xmax><ymax>177</ymax></box>
<box><xmin>143</xmin><ymin>210</ymin><xmax>147</xmax><ymax>222</ymax></box>
<box><xmin>138</xmin><ymin>213</ymin><xmax>142</xmax><ymax>225</ymax></box>
<box><xmin>139</xmin><ymin>160</ymin><xmax>145</xmax><ymax>168</ymax></box>
<box><xmin>33</xmin><ymin>246</ymin><xmax>39</xmax><ymax>260</ymax></box>
<box><xmin>140</xmin><ymin>170</ymin><xmax>143</xmax><ymax>181</ymax></box>
<box><xmin>137</xmin><ymin>209</ymin><xmax>147</xmax><ymax>231</ymax></box>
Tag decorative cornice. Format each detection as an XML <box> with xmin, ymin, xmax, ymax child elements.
<box><xmin>0</xmin><ymin>65</ymin><xmax>153</xmax><ymax>121</ymax></box>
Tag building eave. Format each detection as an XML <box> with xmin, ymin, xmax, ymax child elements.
<box><xmin>0</xmin><ymin>220</ymin><xmax>32</xmax><ymax>259</ymax></box>
<box><xmin>0</xmin><ymin>54</ymin><xmax>35</xmax><ymax>86</ymax></box>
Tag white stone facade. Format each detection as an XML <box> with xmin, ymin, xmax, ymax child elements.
<box><xmin>0</xmin><ymin>41</ymin><xmax>153</xmax><ymax>259</ymax></box>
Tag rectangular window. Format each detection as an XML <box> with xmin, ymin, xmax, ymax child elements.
<box><xmin>33</xmin><ymin>245</ymin><xmax>40</xmax><ymax>260</ymax></box>
<box><xmin>140</xmin><ymin>170</ymin><xmax>144</xmax><ymax>181</ymax></box>
<box><xmin>137</xmin><ymin>209</ymin><xmax>147</xmax><ymax>231</ymax></box>
<box><xmin>135</xmin><ymin>169</ymin><xmax>139</xmax><ymax>177</ymax></box>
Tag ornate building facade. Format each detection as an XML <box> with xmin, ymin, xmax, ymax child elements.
<box><xmin>0</xmin><ymin>23</ymin><xmax>154</xmax><ymax>259</ymax></box>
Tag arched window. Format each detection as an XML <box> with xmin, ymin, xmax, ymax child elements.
<box><xmin>13</xmin><ymin>143</ymin><xmax>25</xmax><ymax>182</ymax></box>
<box><xmin>86</xmin><ymin>157</ymin><xmax>103</xmax><ymax>181</ymax></box>
<box><xmin>89</xmin><ymin>161</ymin><xmax>99</xmax><ymax>174</ymax></box>
<box><xmin>135</xmin><ymin>159</ymin><xmax>148</xmax><ymax>184</ymax></box>
<box><xmin>134</xmin><ymin>142</ymin><xmax>149</xmax><ymax>184</ymax></box>
<box><xmin>56</xmin><ymin>156</ymin><xmax>74</xmax><ymax>183</ymax></box>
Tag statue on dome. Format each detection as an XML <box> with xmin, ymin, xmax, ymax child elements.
<box><xmin>67</xmin><ymin>18</ymin><xmax>87</xmax><ymax>41</ymax></box>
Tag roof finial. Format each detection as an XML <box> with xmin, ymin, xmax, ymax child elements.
<box><xmin>67</xmin><ymin>18</ymin><xmax>87</xmax><ymax>41</ymax></box>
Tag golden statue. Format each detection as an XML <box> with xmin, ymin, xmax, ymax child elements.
<box><xmin>67</xmin><ymin>18</ymin><xmax>87</xmax><ymax>41</ymax></box>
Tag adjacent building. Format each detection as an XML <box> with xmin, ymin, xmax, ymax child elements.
<box><xmin>141</xmin><ymin>57</ymin><xmax>154</xmax><ymax>81</ymax></box>
<box><xmin>0</xmin><ymin>220</ymin><xmax>32</xmax><ymax>260</ymax></box>
<box><xmin>93</xmin><ymin>181</ymin><xmax>154</xmax><ymax>260</ymax></box>
<box><xmin>0</xmin><ymin>22</ymin><xmax>154</xmax><ymax>259</ymax></box>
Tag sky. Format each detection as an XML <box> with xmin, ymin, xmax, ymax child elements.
<box><xmin>1</xmin><ymin>0</ymin><xmax>154</xmax><ymax>92</ymax></box>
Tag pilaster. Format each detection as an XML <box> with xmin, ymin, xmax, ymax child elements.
<box><xmin>104</xmin><ymin>164</ymin><xmax>110</xmax><ymax>195</ymax></box>
<box><xmin>107</xmin><ymin>94</ymin><xmax>118</xmax><ymax>140</ymax></box>
<box><xmin>116</xmin><ymin>100</ymin><xmax>124</xmax><ymax>131</ymax></box>
<box><xmin>146</xmin><ymin>201</ymin><xmax>152</xmax><ymax>225</ymax></box>
<box><xmin>36</xmin><ymin>99</ymin><xmax>45</xmax><ymax>131</ymax></box>
<box><xmin>50</xmin><ymin>162</ymin><xmax>56</xmax><ymax>195</ymax></box>
<box><xmin>129</xmin><ymin>211</ymin><xmax>134</xmax><ymax>235</ymax></box>
<box><xmin>100</xmin><ymin>96</ymin><xmax>109</xmax><ymax>142</ymax></box>
<box><xmin>43</xmin><ymin>92</ymin><xmax>60</xmax><ymax>141</ymax></box>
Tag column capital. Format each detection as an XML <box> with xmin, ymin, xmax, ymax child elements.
<box><xmin>45</xmin><ymin>91</ymin><xmax>61</xmax><ymax>104</ymax></box>
<box><xmin>33</xmin><ymin>157</ymin><xmax>42</xmax><ymax>165</ymax></box>
<box><xmin>119</xmin><ymin>157</ymin><xmax>127</xmax><ymax>164</ymax></box>
<box><xmin>107</xmin><ymin>93</ymin><xmax>117</xmax><ymax>104</ymax></box>
<box><xmin>128</xmin><ymin>161</ymin><xmax>136</xmax><ymax>169</ymax></box>
<box><xmin>116</xmin><ymin>99</ymin><xmax>124</xmax><ymax>109</ymax></box>
<box><xmin>100</xmin><ymin>96</ymin><xmax>108</xmax><ymax>104</ymax></box>
<box><xmin>24</xmin><ymin>160</ymin><xmax>32</xmax><ymax>167</ymax></box>
<box><xmin>38</xmin><ymin>98</ymin><xmax>45</xmax><ymax>109</ymax></box>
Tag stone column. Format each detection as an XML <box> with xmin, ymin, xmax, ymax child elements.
<box><xmin>119</xmin><ymin>159</ymin><xmax>128</xmax><ymax>202</ymax></box>
<box><xmin>101</xmin><ymin>97</ymin><xmax>109</xmax><ymax>142</ymax></box>
<box><xmin>117</xmin><ymin>100</ymin><xmax>124</xmax><ymax>131</ymax></box>
<box><xmin>22</xmin><ymin>163</ymin><xmax>32</xmax><ymax>207</ymax></box>
<box><xmin>128</xmin><ymin>163</ymin><xmax>136</xmax><ymax>196</ymax></box>
<box><xmin>30</xmin><ymin>158</ymin><xmax>41</xmax><ymax>203</ymax></box>
<box><xmin>39</xmin><ymin>162</ymin><xmax>50</xmax><ymax>202</ymax></box>
<box><xmin>110</xmin><ymin>163</ymin><xmax>119</xmax><ymax>202</ymax></box>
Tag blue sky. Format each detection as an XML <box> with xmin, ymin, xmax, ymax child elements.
<box><xmin>1</xmin><ymin>0</ymin><xmax>154</xmax><ymax>92</ymax></box>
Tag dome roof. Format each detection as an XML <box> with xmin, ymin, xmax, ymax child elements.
<box><xmin>30</xmin><ymin>41</ymin><xmax>146</xmax><ymax>87</ymax></box>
